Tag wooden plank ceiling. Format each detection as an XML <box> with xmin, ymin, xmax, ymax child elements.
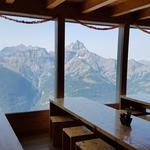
<box><xmin>0</xmin><ymin>0</ymin><xmax>150</xmax><ymax>26</ymax></box>
<box><xmin>5</xmin><ymin>0</ymin><xmax>15</xmax><ymax>4</ymax></box>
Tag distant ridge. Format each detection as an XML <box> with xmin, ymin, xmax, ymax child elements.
<box><xmin>139</xmin><ymin>60</ymin><xmax>150</xmax><ymax>66</ymax></box>
<box><xmin>0</xmin><ymin>41</ymin><xmax>150</xmax><ymax>112</ymax></box>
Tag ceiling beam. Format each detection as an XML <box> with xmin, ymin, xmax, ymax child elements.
<box><xmin>5</xmin><ymin>0</ymin><xmax>15</xmax><ymax>4</ymax></box>
<box><xmin>82</xmin><ymin>0</ymin><xmax>118</xmax><ymax>13</ymax></box>
<box><xmin>112</xmin><ymin>0</ymin><xmax>150</xmax><ymax>17</ymax></box>
<box><xmin>0</xmin><ymin>0</ymin><xmax>150</xmax><ymax>26</ymax></box>
<box><xmin>47</xmin><ymin>0</ymin><xmax>67</xmax><ymax>9</ymax></box>
<box><xmin>138</xmin><ymin>8</ymin><xmax>150</xmax><ymax>20</ymax></box>
<box><xmin>47</xmin><ymin>0</ymin><xmax>82</xmax><ymax>9</ymax></box>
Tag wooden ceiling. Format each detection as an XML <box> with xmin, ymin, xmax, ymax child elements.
<box><xmin>5</xmin><ymin>0</ymin><xmax>15</xmax><ymax>4</ymax></box>
<box><xmin>0</xmin><ymin>0</ymin><xmax>150</xmax><ymax>26</ymax></box>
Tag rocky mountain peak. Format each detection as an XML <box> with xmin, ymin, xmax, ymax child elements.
<box><xmin>0</xmin><ymin>44</ymin><xmax>49</xmax><ymax>57</ymax></box>
<box><xmin>16</xmin><ymin>44</ymin><xmax>27</xmax><ymax>50</ymax></box>
<box><xmin>66</xmin><ymin>40</ymin><xmax>87</xmax><ymax>52</ymax></box>
<box><xmin>73</xmin><ymin>40</ymin><xmax>86</xmax><ymax>50</ymax></box>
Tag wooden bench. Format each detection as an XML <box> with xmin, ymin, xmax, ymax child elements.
<box><xmin>50</xmin><ymin>115</ymin><xmax>77</xmax><ymax>146</ymax></box>
<box><xmin>75</xmin><ymin>138</ymin><xmax>116</xmax><ymax>150</ymax></box>
<box><xmin>62</xmin><ymin>126</ymin><xmax>95</xmax><ymax>150</ymax></box>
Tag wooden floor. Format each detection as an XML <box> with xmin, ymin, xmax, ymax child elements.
<box><xmin>20</xmin><ymin>133</ymin><xmax>61</xmax><ymax>150</ymax></box>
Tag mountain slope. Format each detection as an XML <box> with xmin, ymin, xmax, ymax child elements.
<box><xmin>0</xmin><ymin>65</ymin><xmax>39</xmax><ymax>112</ymax></box>
<box><xmin>0</xmin><ymin>44</ymin><xmax>55</xmax><ymax>111</ymax></box>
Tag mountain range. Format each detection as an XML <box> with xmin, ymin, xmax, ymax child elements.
<box><xmin>0</xmin><ymin>40</ymin><xmax>150</xmax><ymax>112</ymax></box>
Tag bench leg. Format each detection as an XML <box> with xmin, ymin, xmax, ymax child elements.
<box><xmin>62</xmin><ymin>131</ymin><xmax>70</xmax><ymax>150</ymax></box>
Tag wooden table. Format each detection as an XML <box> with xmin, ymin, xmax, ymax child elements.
<box><xmin>0</xmin><ymin>113</ymin><xmax>23</xmax><ymax>150</ymax></box>
<box><xmin>50</xmin><ymin>97</ymin><xmax>150</xmax><ymax>150</ymax></box>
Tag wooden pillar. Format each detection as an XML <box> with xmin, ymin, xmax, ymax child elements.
<box><xmin>116</xmin><ymin>24</ymin><xmax>130</xmax><ymax>103</ymax></box>
<box><xmin>55</xmin><ymin>17</ymin><xmax>65</xmax><ymax>98</ymax></box>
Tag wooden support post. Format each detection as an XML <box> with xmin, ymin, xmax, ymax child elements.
<box><xmin>116</xmin><ymin>24</ymin><xmax>130</xmax><ymax>103</ymax></box>
<box><xmin>55</xmin><ymin>17</ymin><xmax>65</xmax><ymax>98</ymax></box>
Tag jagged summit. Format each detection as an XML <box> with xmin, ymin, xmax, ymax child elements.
<box><xmin>72</xmin><ymin>40</ymin><xmax>86</xmax><ymax>50</ymax></box>
<box><xmin>15</xmin><ymin>44</ymin><xmax>27</xmax><ymax>50</ymax></box>
<box><xmin>0</xmin><ymin>44</ymin><xmax>49</xmax><ymax>57</ymax></box>
<box><xmin>1</xmin><ymin>44</ymin><xmax>27</xmax><ymax>52</ymax></box>
<box><xmin>66</xmin><ymin>40</ymin><xmax>87</xmax><ymax>52</ymax></box>
<box><xmin>1</xmin><ymin>44</ymin><xmax>47</xmax><ymax>52</ymax></box>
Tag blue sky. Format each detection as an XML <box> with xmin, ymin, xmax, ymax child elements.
<box><xmin>0</xmin><ymin>16</ymin><xmax>150</xmax><ymax>60</ymax></box>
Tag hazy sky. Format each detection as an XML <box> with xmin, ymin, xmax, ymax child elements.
<box><xmin>0</xmin><ymin>16</ymin><xmax>150</xmax><ymax>60</ymax></box>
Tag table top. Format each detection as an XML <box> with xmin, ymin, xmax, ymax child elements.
<box><xmin>0</xmin><ymin>113</ymin><xmax>23</xmax><ymax>150</ymax></box>
<box><xmin>51</xmin><ymin>97</ymin><xmax>150</xmax><ymax>150</ymax></box>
